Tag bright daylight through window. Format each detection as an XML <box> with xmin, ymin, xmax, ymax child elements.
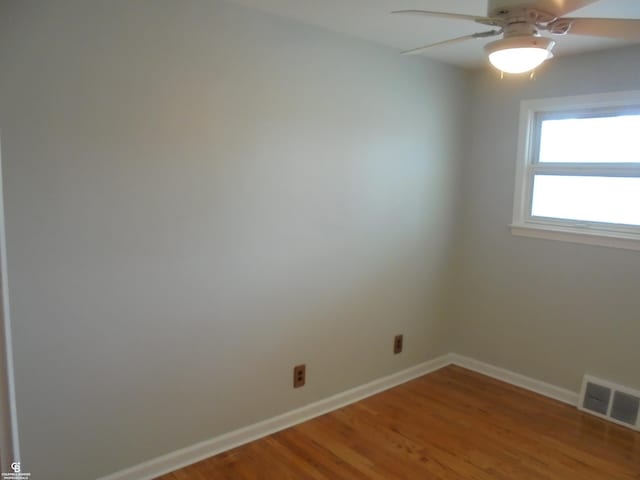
<box><xmin>511</xmin><ymin>91</ymin><xmax>640</xmax><ymax>250</ymax></box>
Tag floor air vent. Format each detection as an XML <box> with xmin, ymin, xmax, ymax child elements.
<box><xmin>579</xmin><ymin>375</ymin><xmax>640</xmax><ymax>431</ymax></box>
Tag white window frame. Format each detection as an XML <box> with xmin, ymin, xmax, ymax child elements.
<box><xmin>510</xmin><ymin>90</ymin><xmax>640</xmax><ymax>251</ymax></box>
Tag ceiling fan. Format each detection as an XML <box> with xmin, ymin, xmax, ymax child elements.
<box><xmin>392</xmin><ymin>0</ymin><xmax>640</xmax><ymax>74</ymax></box>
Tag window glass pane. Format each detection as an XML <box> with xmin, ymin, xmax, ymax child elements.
<box><xmin>531</xmin><ymin>175</ymin><xmax>640</xmax><ymax>226</ymax></box>
<box><xmin>539</xmin><ymin>115</ymin><xmax>640</xmax><ymax>163</ymax></box>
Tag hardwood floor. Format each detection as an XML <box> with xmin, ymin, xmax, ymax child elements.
<box><xmin>158</xmin><ymin>366</ymin><xmax>640</xmax><ymax>479</ymax></box>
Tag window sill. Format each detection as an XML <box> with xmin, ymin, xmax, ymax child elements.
<box><xmin>509</xmin><ymin>224</ymin><xmax>640</xmax><ymax>251</ymax></box>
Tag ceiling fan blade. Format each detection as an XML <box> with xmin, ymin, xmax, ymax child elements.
<box><xmin>401</xmin><ymin>30</ymin><xmax>501</xmax><ymax>56</ymax></box>
<box><xmin>562</xmin><ymin>17</ymin><xmax>640</xmax><ymax>40</ymax></box>
<box><xmin>529</xmin><ymin>0</ymin><xmax>598</xmax><ymax>17</ymax></box>
<box><xmin>391</xmin><ymin>10</ymin><xmax>502</xmax><ymax>27</ymax></box>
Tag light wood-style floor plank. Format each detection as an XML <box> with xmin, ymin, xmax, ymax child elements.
<box><xmin>157</xmin><ymin>366</ymin><xmax>640</xmax><ymax>479</ymax></box>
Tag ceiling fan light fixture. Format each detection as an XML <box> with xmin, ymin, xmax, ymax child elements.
<box><xmin>485</xmin><ymin>36</ymin><xmax>555</xmax><ymax>74</ymax></box>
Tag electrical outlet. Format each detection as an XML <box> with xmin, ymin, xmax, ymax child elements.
<box><xmin>293</xmin><ymin>364</ymin><xmax>306</xmax><ymax>388</ymax></box>
<box><xmin>394</xmin><ymin>334</ymin><xmax>403</xmax><ymax>354</ymax></box>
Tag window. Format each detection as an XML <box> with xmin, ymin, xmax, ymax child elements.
<box><xmin>511</xmin><ymin>91</ymin><xmax>640</xmax><ymax>251</ymax></box>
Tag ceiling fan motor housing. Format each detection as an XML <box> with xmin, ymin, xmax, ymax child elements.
<box><xmin>503</xmin><ymin>20</ymin><xmax>541</xmax><ymax>38</ymax></box>
<box><xmin>487</xmin><ymin>0</ymin><xmax>550</xmax><ymax>17</ymax></box>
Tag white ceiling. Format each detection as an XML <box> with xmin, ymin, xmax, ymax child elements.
<box><xmin>226</xmin><ymin>0</ymin><xmax>640</xmax><ymax>68</ymax></box>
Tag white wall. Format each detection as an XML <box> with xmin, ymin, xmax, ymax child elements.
<box><xmin>0</xmin><ymin>1</ymin><xmax>468</xmax><ymax>478</ymax></box>
<box><xmin>454</xmin><ymin>45</ymin><xmax>640</xmax><ymax>394</ymax></box>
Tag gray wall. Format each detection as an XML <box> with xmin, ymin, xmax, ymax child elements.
<box><xmin>0</xmin><ymin>1</ymin><xmax>467</xmax><ymax>478</ymax></box>
<box><xmin>453</xmin><ymin>45</ymin><xmax>640</xmax><ymax>394</ymax></box>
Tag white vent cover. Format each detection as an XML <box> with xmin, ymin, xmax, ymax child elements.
<box><xmin>579</xmin><ymin>375</ymin><xmax>640</xmax><ymax>431</ymax></box>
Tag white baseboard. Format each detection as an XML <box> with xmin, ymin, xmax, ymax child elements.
<box><xmin>97</xmin><ymin>354</ymin><xmax>452</xmax><ymax>480</ymax></box>
<box><xmin>449</xmin><ymin>353</ymin><xmax>579</xmax><ymax>406</ymax></box>
<box><xmin>98</xmin><ymin>352</ymin><xmax>581</xmax><ymax>480</ymax></box>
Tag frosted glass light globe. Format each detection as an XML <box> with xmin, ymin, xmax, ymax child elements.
<box><xmin>485</xmin><ymin>37</ymin><xmax>555</xmax><ymax>75</ymax></box>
